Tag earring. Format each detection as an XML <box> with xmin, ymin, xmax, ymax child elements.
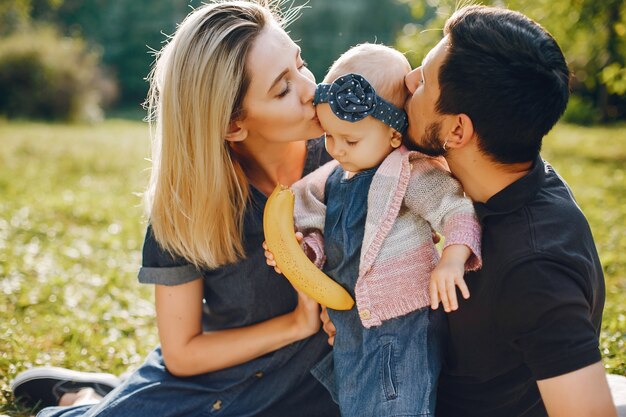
<box><xmin>443</xmin><ymin>139</ymin><xmax>449</xmax><ymax>152</ymax></box>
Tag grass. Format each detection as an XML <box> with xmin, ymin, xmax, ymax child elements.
<box><xmin>0</xmin><ymin>120</ymin><xmax>157</xmax><ymax>416</ymax></box>
<box><xmin>0</xmin><ymin>120</ymin><xmax>624</xmax><ymax>416</ymax></box>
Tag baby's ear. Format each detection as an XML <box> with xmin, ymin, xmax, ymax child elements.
<box><xmin>390</xmin><ymin>129</ymin><xmax>402</xmax><ymax>148</ymax></box>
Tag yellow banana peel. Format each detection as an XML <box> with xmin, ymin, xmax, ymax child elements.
<box><xmin>263</xmin><ymin>184</ymin><xmax>355</xmax><ymax>310</ymax></box>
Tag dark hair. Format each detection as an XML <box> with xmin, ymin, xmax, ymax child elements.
<box><xmin>437</xmin><ymin>6</ymin><xmax>570</xmax><ymax>163</ymax></box>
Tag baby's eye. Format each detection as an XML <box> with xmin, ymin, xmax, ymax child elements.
<box><xmin>346</xmin><ymin>140</ymin><xmax>358</xmax><ymax>146</ymax></box>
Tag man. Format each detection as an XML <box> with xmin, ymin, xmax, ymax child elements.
<box><xmin>402</xmin><ymin>5</ymin><xmax>617</xmax><ymax>417</ymax></box>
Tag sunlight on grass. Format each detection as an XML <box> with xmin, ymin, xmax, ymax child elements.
<box><xmin>542</xmin><ymin>123</ymin><xmax>626</xmax><ymax>375</ymax></box>
<box><xmin>0</xmin><ymin>120</ymin><xmax>624</xmax><ymax>416</ymax></box>
<box><xmin>0</xmin><ymin>120</ymin><xmax>158</xmax><ymax>416</ymax></box>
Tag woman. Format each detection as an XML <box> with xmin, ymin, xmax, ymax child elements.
<box><xmin>11</xmin><ymin>1</ymin><xmax>340</xmax><ymax>416</ymax></box>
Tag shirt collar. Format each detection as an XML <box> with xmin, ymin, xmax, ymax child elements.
<box><xmin>474</xmin><ymin>155</ymin><xmax>546</xmax><ymax>221</ymax></box>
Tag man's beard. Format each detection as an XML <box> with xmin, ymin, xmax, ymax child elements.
<box><xmin>403</xmin><ymin>121</ymin><xmax>446</xmax><ymax>157</ymax></box>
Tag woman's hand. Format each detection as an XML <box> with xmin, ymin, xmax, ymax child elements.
<box><xmin>289</xmin><ymin>289</ymin><xmax>322</xmax><ymax>340</ymax></box>
<box><xmin>320</xmin><ymin>306</ymin><xmax>336</xmax><ymax>346</ymax></box>
<box><xmin>155</xmin><ymin>280</ymin><xmax>323</xmax><ymax>376</ymax></box>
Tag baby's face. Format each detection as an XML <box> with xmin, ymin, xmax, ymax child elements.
<box><xmin>317</xmin><ymin>103</ymin><xmax>397</xmax><ymax>173</ymax></box>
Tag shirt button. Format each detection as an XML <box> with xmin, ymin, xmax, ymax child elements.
<box><xmin>255</xmin><ymin>371</ymin><xmax>264</xmax><ymax>378</ymax></box>
<box><xmin>359</xmin><ymin>309</ymin><xmax>371</xmax><ymax>320</ymax></box>
<box><xmin>212</xmin><ymin>400</ymin><xmax>222</xmax><ymax>410</ymax></box>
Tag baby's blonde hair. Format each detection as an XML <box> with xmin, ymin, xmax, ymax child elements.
<box><xmin>323</xmin><ymin>43</ymin><xmax>411</xmax><ymax>109</ymax></box>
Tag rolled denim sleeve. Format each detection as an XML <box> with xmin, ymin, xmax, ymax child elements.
<box><xmin>137</xmin><ymin>225</ymin><xmax>202</xmax><ymax>286</ymax></box>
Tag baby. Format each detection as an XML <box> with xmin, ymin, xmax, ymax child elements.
<box><xmin>282</xmin><ymin>44</ymin><xmax>481</xmax><ymax>416</ymax></box>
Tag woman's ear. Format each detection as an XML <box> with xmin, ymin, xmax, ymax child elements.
<box><xmin>225</xmin><ymin>120</ymin><xmax>248</xmax><ymax>143</ymax></box>
<box><xmin>390</xmin><ymin>129</ymin><xmax>402</xmax><ymax>148</ymax></box>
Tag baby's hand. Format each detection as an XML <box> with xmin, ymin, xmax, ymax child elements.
<box><xmin>262</xmin><ymin>232</ymin><xmax>304</xmax><ymax>274</ymax></box>
<box><xmin>429</xmin><ymin>258</ymin><xmax>469</xmax><ymax>312</ymax></box>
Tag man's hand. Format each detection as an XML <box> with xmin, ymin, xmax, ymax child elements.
<box><xmin>320</xmin><ymin>307</ymin><xmax>336</xmax><ymax>346</ymax></box>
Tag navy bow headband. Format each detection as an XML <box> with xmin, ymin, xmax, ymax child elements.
<box><xmin>313</xmin><ymin>73</ymin><xmax>408</xmax><ymax>134</ymax></box>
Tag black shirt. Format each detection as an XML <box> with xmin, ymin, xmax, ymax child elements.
<box><xmin>436</xmin><ymin>156</ymin><xmax>605</xmax><ymax>417</ymax></box>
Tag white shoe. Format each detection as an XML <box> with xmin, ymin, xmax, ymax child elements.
<box><xmin>11</xmin><ymin>366</ymin><xmax>120</xmax><ymax>409</ymax></box>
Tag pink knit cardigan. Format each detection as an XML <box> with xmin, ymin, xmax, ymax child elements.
<box><xmin>291</xmin><ymin>145</ymin><xmax>482</xmax><ymax>328</ymax></box>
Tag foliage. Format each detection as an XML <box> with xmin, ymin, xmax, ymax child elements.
<box><xmin>287</xmin><ymin>0</ymin><xmax>414</xmax><ymax>82</ymax></box>
<box><xmin>45</xmin><ymin>0</ymin><xmax>191</xmax><ymax>106</ymax></box>
<box><xmin>0</xmin><ymin>0</ymin><xmax>30</xmax><ymax>35</ymax></box>
<box><xmin>31</xmin><ymin>0</ymin><xmax>415</xmax><ymax>105</ymax></box>
<box><xmin>0</xmin><ymin>25</ymin><xmax>105</xmax><ymax>122</ymax></box>
<box><xmin>0</xmin><ymin>0</ymin><xmax>189</xmax><ymax>107</ymax></box>
<box><xmin>602</xmin><ymin>63</ymin><xmax>626</xmax><ymax>96</ymax></box>
<box><xmin>2</xmin><ymin>0</ymin><xmax>625</xmax><ymax>120</ymax></box>
<box><xmin>397</xmin><ymin>0</ymin><xmax>626</xmax><ymax>123</ymax></box>
<box><xmin>0</xmin><ymin>121</ymin><xmax>624</xmax><ymax>416</ymax></box>
<box><xmin>562</xmin><ymin>95</ymin><xmax>602</xmax><ymax>125</ymax></box>
<box><xmin>0</xmin><ymin>0</ymin><xmax>62</xmax><ymax>35</ymax></box>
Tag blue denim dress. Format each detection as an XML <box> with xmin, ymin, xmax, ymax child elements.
<box><xmin>37</xmin><ymin>138</ymin><xmax>340</xmax><ymax>417</ymax></box>
<box><xmin>312</xmin><ymin>165</ymin><xmax>446</xmax><ymax>417</ymax></box>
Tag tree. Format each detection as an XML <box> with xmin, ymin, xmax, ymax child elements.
<box><xmin>6</xmin><ymin>0</ymin><xmax>417</xmax><ymax>110</ymax></box>
<box><xmin>0</xmin><ymin>0</ymin><xmax>62</xmax><ymax>35</ymax></box>
<box><xmin>36</xmin><ymin>0</ymin><xmax>191</xmax><ymax>106</ymax></box>
<box><xmin>0</xmin><ymin>25</ymin><xmax>105</xmax><ymax>121</ymax></box>
<box><xmin>288</xmin><ymin>0</ymin><xmax>414</xmax><ymax>82</ymax></box>
<box><xmin>397</xmin><ymin>0</ymin><xmax>626</xmax><ymax>122</ymax></box>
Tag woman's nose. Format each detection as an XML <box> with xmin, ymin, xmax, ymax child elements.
<box><xmin>405</xmin><ymin>68</ymin><xmax>421</xmax><ymax>94</ymax></box>
<box><xmin>299</xmin><ymin>72</ymin><xmax>317</xmax><ymax>104</ymax></box>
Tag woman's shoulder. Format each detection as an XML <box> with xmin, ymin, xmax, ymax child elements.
<box><xmin>138</xmin><ymin>225</ymin><xmax>201</xmax><ymax>285</ymax></box>
<box><xmin>141</xmin><ymin>224</ymin><xmax>189</xmax><ymax>268</ymax></box>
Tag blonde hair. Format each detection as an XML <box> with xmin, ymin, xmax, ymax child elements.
<box><xmin>324</xmin><ymin>43</ymin><xmax>410</xmax><ymax>109</ymax></box>
<box><xmin>145</xmin><ymin>1</ymin><xmax>298</xmax><ymax>269</ymax></box>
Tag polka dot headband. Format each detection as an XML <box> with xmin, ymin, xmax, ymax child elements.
<box><xmin>314</xmin><ymin>73</ymin><xmax>408</xmax><ymax>134</ymax></box>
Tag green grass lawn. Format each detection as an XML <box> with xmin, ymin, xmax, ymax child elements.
<box><xmin>0</xmin><ymin>120</ymin><xmax>625</xmax><ymax>416</ymax></box>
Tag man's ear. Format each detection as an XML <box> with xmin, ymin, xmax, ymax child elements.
<box><xmin>225</xmin><ymin>120</ymin><xmax>248</xmax><ymax>143</ymax></box>
<box><xmin>447</xmin><ymin>113</ymin><xmax>474</xmax><ymax>149</ymax></box>
<box><xmin>390</xmin><ymin>129</ymin><xmax>402</xmax><ymax>148</ymax></box>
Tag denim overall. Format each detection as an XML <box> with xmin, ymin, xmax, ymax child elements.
<box><xmin>312</xmin><ymin>165</ymin><xmax>446</xmax><ymax>417</ymax></box>
<box><xmin>37</xmin><ymin>138</ymin><xmax>340</xmax><ymax>417</ymax></box>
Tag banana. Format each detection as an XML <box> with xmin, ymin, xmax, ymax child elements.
<box><xmin>263</xmin><ymin>184</ymin><xmax>355</xmax><ymax>310</ymax></box>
